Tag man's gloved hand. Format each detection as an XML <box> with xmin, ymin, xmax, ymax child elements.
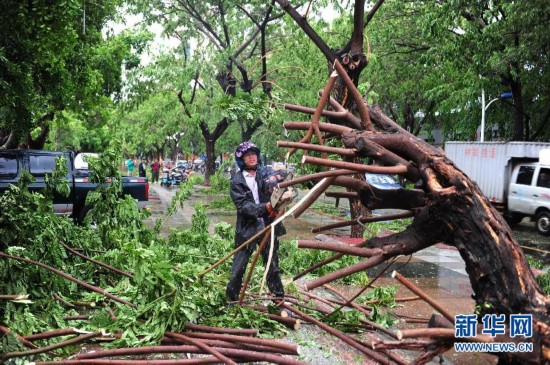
<box><xmin>266</xmin><ymin>202</ymin><xmax>279</xmax><ymax>219</ymax></box>
<box><xmin>264</xmin><ymin>170</ymin><xmax>290</xmax><ymax>194</ymax></box>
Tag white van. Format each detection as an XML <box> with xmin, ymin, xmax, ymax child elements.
<box><xmin>508</xmin><ymin>162</ymin><xmax>550</xmax><ymax>235</ymax></box>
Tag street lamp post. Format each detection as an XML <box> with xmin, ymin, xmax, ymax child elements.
<box><xmin>480</xmin><ymin>92</ymin><xmax>513</xmax><ymax>142</ymax></box>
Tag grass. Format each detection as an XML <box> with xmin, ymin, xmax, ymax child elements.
<box><xmin>309</xmin><ymin>200</ymin><xmax>349</xmax><ymax>217</ymax></box>
<box><xmin>209</xmin><ymin>196</ymin><xmax>235</xmax><ymax>210</ymax></box>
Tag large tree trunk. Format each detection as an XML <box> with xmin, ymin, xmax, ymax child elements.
<box><xmin>282</xmin><ymin>100</ymin><xmax>550</xmax><ymax>364</ymax></box>
<box><xmin>341</xmin><ymin>114</ymin><xmax>550</xmax><ymax>363</ymax></box>
<box><xmin>200</xmin><ymin>118</ymin><xmax>229</xmax><ymax>183</ymax></box>
<box><xmin>274</xmin><ymin>1</ymin><xmax>549</xmax><ymax>363</ymax></box>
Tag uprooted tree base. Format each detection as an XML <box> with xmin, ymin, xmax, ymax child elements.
<box><xmin>278</xmin><ymin>96</ymin><xmax>550</xmax><ymax>363</ymax></box>
<box><xmin>271</xmin><ymin>0</ymin><xmax>549</xmax><ymax>362</ymax></box>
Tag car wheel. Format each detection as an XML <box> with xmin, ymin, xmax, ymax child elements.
<box><xmin>536</xmin><ymin>211</ymin><xmax>550</xmax><ymax>236</ymax></box>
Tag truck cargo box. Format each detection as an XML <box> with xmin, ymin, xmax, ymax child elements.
<box><xmin>445</xmin><ymin>142</ymin><xmax>550</xmax><ymax>204</ymax></box>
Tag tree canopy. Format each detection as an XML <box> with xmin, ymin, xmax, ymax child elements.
<box><xmin>362</xmin><ymin>0</ymin><xmax>550</xmax><ymax>141</ymax></box>
<box><xmin>1</xmin><ymin>0</ymin><xmax>548</xmax><ymax>154</ymax></box>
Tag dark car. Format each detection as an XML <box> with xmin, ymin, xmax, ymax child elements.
<box><xmin>0</xmin><ymin>150</ymin><xmax>149</xmax><ymax>222</ymax></box>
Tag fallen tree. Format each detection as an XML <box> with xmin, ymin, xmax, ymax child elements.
<box><xmin>273</xmin><ymin>0</ymin><xmax>550</xmax><ymax>363</ymax></box>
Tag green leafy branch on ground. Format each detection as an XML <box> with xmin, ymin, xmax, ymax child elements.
<box><xmin>201</xmin><ymin>163</ymin><xmax>231</xmax><ymax>194</ymax></box>
<box><xmin>0</xmin><ymin>146</ymin><xmax>413</xmax><ymax>360</ymax></box>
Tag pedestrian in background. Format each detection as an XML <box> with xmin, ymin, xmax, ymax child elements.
<box><xmin>138</xmin><ymin>158</ymin><xmax>147</xmax><ymax>178</ymax></box>
<box><xmin>126</xmin><ymin>158</ymin><xmax>135</xmax><ymax>176</ymax></box>
<box><xmin>151</xmin><ymin>160</ymin><xmax>160</xmax><ymax>183</ymax></box>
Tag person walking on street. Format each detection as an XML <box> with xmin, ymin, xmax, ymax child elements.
<box><xmin>138</xmin><ymin>158</ymin><xmax>147</xmax><ymax>178</ymax></box>
<box><xmin>126</xmin><ymin>158</ymin><xmax>135</xmax><ymax>176</ymax></box>
<box><xmin>226</xmin><ymin>141</ymin><xmax>286</xmax><ymax>304</ymax></box>
<box><xmin>151</xmin><ymin>160</ymin><xmax>160</xmax><ymax>183</ymax></box>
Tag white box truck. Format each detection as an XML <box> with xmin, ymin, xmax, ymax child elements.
<box><xmin>445</xmin><ymin>142</ymin><xmax>550</xmax><ymax>236</ymax></box>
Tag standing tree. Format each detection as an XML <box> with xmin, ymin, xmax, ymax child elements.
<box><xmin>128</xmin><ymin>0</ymin><xmax>291</xmax><ymax>182</ymax></box>
<box><xmin>0</xmin><ymin>0</ymin><xmax>140</xmax><ymax>150</ymax></box>
<box><xmin>274</xmin><ymin>0</ymin><xmax>549</xmax><ymax>363</ymax></box>
<box><xmin>361</xmin><ymin>1</ymin><xmax>550</xmax><ymax>142</ymax></box>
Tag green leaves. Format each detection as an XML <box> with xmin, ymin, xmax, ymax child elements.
<box><xmin>362</xmin><ymin>0</ymin><xmax>550</xmax><ymax>141</ymax></box>
<box><xmin>0</xmin><ymin>330</ymin><xmax>23</xmax><ymax>354</ymax></box>
<box><xmin>191</xmin><ymin>204</ymin><xmax>209</xmax><ymax>234</ymax></box>
<box><xmin>44</xmin><ymin>156</ymin><xmax>70</xmax><ymax>198</ymax></box>
<box><xmin>0</xmin><ymin>0</ymin><xmax>127</xmax><ymax>148</ymax></box>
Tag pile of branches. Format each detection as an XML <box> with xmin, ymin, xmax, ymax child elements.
<box><xmin>0</xmin><ymin>155</ymin><xmax>404</xmax><ymax>364</ymax></box>
<box><xmin>2</xmin><ymin>322</ymin><xmax>303</xmax><ymax>364</ymax></box>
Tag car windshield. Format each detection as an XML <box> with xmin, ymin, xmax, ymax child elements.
<box><xmin>365</xmin><ymin>173</ymin><xmax>401</xmax><ymax>189</ymax></box>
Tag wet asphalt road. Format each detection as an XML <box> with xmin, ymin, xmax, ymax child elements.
<box><xmin>147</xmin><ymin>182</ymin><xmax>550</xmax><ymax>267</ymax></box>
<box><xmin>512</xmin><ymin>220</ymin><xmax>550</xmax><ymax>265</ymax></box>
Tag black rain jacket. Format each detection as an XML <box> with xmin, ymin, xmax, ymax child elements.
<box><xmin>230</xmin><ymin>166</ymin><xmax>286</xmax><ymax>248</ymax></box>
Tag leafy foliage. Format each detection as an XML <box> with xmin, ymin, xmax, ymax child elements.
<box><xmin>362</xmin><ymin>0</ymin><xmax>550</xmax><ymax>141</ymax></box>
<box><xmin>0</xmin><ymin>147</ymin><xmax>295</xmax><ymax>356</ymax></box>
<box><xmin>209</xmin><ymin>196</ymin><xmax>236</xmax><ymax>212</ymax></box>
<box><xmin>202</xmin><ymin>166</ymin><xmax>231</xmax><ymax>194</ymax></box>
<box><xmin>0</xmin><ymin>143</ymin><xmax>406</xmax><ymax>361</ymax></box>
<box><xmin>536</xmin><ymin>271</ymin><xmax>550</xmax><ymax>296</ymax></box>
<box><xmin>361</xmin><ymin>286</ymin><xmax>398</xmax><ymax>328</ymax></box>
<box><xmin>0</xmin><ymin>0</ymin><xmax>140</xmax><ymax>149</ymax></box>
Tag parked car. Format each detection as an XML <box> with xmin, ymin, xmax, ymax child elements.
<box><xmin>0</xmin><ymin>150</ymin><xmax>149</xmax><ymax>223</ymax></box>
<box><xmin>74</xmin><ymin>152</ymin><xmax>98</xmax><ymax>177</ymax></box>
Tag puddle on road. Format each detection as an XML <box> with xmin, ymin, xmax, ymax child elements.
<box><xmin>366</xmin><ymin>261</ymin><xmax>473</xmax><ymax>296</ymax></box>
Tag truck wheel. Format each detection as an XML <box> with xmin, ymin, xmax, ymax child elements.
<box><xmin>536</xmin><ymin>211</ymin><xmax>550</xmax><ymax>236</ymax></box>
<box><xmin>504</xmin><ymin>213</ymin><xmax>524</xmax><ymax>226</ymax></box>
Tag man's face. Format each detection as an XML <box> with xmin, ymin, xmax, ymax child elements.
<box><xmin>242</xmin><ymin>150</ymin><xmax>257</xmax><ymax>168</ymax></box>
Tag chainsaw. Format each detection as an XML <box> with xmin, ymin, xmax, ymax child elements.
<box><xmin>270</xmin><ymin>172</ymin><xmax>298</xmax><ymax>211</ymax></box>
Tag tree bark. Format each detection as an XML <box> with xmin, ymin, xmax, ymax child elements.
<box><xmin>295</xmin><ymin>115</ymin><xmax>550</xmax><ymax>364</ymax></box>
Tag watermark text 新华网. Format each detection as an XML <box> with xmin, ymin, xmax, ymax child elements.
<box><xmin>454</xmin><ymin>313</ymin><xmax>533</xmax><ymax>353</ymax></box>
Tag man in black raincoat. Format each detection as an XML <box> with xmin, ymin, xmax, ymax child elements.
<box><xmin>226</xmin><ymin>141</ymin><xmax>286</xmax><ymax>303</ymax></box>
